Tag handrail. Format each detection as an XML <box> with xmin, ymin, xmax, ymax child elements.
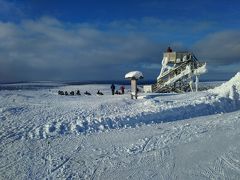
<box><xmin>153</xmin><ymin>60</ymin><xmax>205</xmax><ymax>93</ymax></box>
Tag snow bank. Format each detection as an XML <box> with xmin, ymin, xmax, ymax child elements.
<box><xmin>2</xmin><ymin>79</ymin><xmax>240</xmax><ymax>180</ymax></box>
<box><xmin>209</xmin><ymin>72</ymin><xmax>240</xmax><ymax>100</ymax></box>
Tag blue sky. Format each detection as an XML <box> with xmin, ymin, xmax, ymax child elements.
<box><xmin>0</xmin><ymin>0</ymin><xmax>240</xmax><ymax>82</ymax></box>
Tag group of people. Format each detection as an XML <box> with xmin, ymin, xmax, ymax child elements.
<box><xmin>58</xmin><ymin>90</ymin><xmax>103</xmax><ymax>96</ymax></box>
<box><xmin>110</xmin><ymin>84</ymin><xmax>125</xmax><ymax>95</ymax></box>
<box><xmin>58</xmin><ymin>84</ymin><xmax>125</xmax><ymax>96</ymax></box>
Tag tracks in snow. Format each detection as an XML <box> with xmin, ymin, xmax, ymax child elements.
<box><xmin>196</xmin><ymin>150</ymin><xmax>240</xmax><ymax>179</ymax></box>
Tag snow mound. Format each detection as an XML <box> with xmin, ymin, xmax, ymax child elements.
<box><xmin>125</xmin><ymin>71</ymin><xmax>143</xmax><ymax>79</ymax></box>
<box><xmin>209</xmin><ymin>72</ymin><xmax>240</xmax><ymax>100</ymax></box>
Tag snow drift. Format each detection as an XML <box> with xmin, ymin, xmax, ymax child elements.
<box><xmin>0</xmin><ymin>73</ymin><xmax>239</xmax><ymax>141</ymax></box>
<box><xmin>209</xmin><ymin>72</ymin><xmax>240</xmax><ymax>100</ymax></box>
<box><xmin>1</xmin><ymin>74</ymin><xmax>240</xmax><ymax>180</ymax></box>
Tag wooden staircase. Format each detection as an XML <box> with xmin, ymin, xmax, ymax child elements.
<box><xmin>152</xmin><ymin>53</ymin><xmax>205</xmax><ymax>93</ymax></box>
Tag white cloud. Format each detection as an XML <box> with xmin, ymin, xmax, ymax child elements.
<box><xmin>0</xmin><ymin>17</ymin><xmax>167</xmax><ymax>81</ymax></box>
<box><xmin>0</xmin><ymin>16</ymin><xmax>239</xmax><ymax>82</ymax></box>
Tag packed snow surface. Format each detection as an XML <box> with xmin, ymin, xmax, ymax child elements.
<box><xmin>1</xmin><ymin>73</ymin><xmax>240</xmax><ymax>179</ymax></box>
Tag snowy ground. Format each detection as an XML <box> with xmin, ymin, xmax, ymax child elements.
<box><xmin>0</xmin><ymin>73</ymin><xmax>240</xmax><ymax>179</ymax></box>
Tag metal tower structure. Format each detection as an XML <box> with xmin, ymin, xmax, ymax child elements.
<box><xmin>152</xmin><ymin>51</ymin><xmax>207</xmax><ymax>93</ymax></box>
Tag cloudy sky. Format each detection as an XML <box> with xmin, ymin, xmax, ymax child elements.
<box><xmin>0</xmin><ymin>0</ymin><xmax>240</xmax><ymax>82</ymax></box>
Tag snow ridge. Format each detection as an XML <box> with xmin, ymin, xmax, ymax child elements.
<box><xmin>30</xmin><ymin>94</ymin><xmax>239</xmax><ymax>139</ymax></box>
<box><xmin>209</xmin><ymin>72</ymin><xmax>240</xmax><ymax>99</ymax></box>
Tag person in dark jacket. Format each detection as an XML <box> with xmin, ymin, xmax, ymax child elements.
<box><xmin>97</xmin><ymin>90</ymin><xmax>104</xmax><ymax>95</ymax></box>
<box><xmin>58</xmin><ymin>90</ymin><xmax>64</xmax><ymax>95</ymax></box>
<box><xmin>84</xmin><ymin>91</ymin><xmax>91</xmax><ymax>95</ymax></box>
<box><xmin>111</xmin><ymin>84</ymin><xmax>115</xmax><ymax>95</ymax></box>
<box><xmin>120</xmin><ymin>85</ymin><xmax>125</xmax><ymax>94</ymax></box>
<box><xmin>167</xmin><ymin>46</ymin><xmax>173</xmax><ymax>52</ymax></box>
<box><xmin>76</xmin><ymin>90</ymin><xmax>81</xmax><ymax>95</ymax></box>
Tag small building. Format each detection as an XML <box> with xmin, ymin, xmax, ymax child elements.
<box><xmin>143</xmin><ymin>85</ymin><xmax>152</xmax><ymax>93</ymax></box>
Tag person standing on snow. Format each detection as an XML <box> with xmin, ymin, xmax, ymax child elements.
<box><xmin>111</xmin><ymin>84</ymin><xmax>115</xmax><ymax>95</ymax></box>
<box><xmin>120</xmin><ymin>85</ymin><xmax>125</xmax><ymax>94</ymax></box>
<box><xmin>167</xmin><ymin>46</ymin><xmax>172</xmax><ymax>52</ymax></box>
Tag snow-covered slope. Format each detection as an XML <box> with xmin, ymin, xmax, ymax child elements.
<box><xmin>0</xmin><ymin>73</ymin><xmax>240</xmax><ymax>179</ymax></box>
<box><xmin>209</xmin><ymin>72</ymin><xmax>240</xmax><ymax>98</ymax></box>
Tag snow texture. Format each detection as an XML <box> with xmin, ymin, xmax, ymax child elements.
<box><xmin>209</xmin><ymin>72</ymin><xmax>240</xmax><ymax>98</ymax></box>
<box><xmin>194</xmin><ymin>63</ymin><xmax>207</xmax><ymax>75</ymax></box>
<box><xmin>157</xmin><ymin>57</ymin><xmax>170</xmax><ymax>79</ymax></box>
<box><xmin>125</xmin><ymin>71</ymin><xmax>144</xmax><ymax>79</ymax></box>
<box><xmin>0</xmin><ymin>72</ymin><xmax>240</xmax><ymax>179</ymax></box>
